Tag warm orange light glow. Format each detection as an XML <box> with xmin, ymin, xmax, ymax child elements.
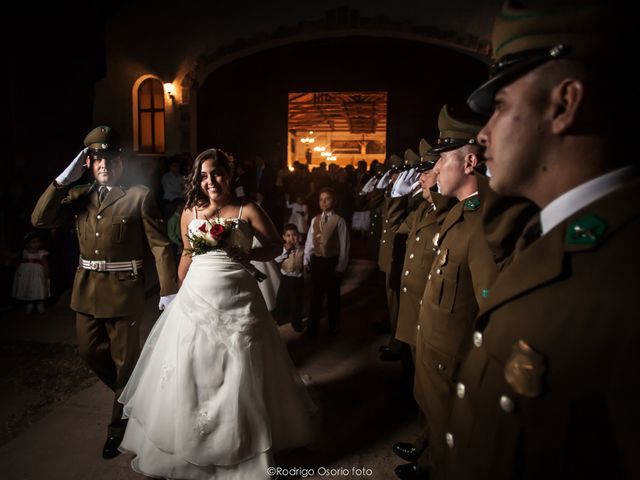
<box><xmin>164</xmin><ymin>82</ymin><xmax>175</xmax><ymax>99</ymax></box>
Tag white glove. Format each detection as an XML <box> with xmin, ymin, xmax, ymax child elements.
<box><xmin>360</xmin><ymin>175</ymin><xmax>378</xmax><ymax>194</ymax></box>
<box><xmin>391</xmin><ymin>168</ymin><xmax>417</xmax><ymax>197</ymax></box>
<box><xmin>408</xmin><ymin>169</ymin><xmax>421</xmax><ymax>185</ymax></box>
<box><xmin>375</xmin><ymin>171</ymin><xmax>391</xmax><ymax>189</ymax></box>
<box><xmin>390</xmin><ymin>170</ymin><xmax>408</xmax><ymax>197</ymax></box>
<box><xmin>55</xmin><ymin>148</ymin><xmax>89</xmax><ymax>186</ymax></box>
<box><xmin>158</xmin><ymin>294</ymin><xmax>177</xmax><ymax>311</ymax></box>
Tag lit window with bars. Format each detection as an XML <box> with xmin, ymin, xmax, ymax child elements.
<box><xmin>137</xmin><ymin>78</ymin><xmax>165</xmax><ymax>153</ymax></box>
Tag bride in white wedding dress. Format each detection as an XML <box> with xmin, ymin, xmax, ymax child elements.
<box><xmin>118</xmin><ymin>148</ymin><xmax>318</xmax><ymax>479</ymax></box>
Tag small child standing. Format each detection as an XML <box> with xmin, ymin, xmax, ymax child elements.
<box><xmin>286</xmin><ymin>193</ymin><xmax>309</xmax><ymax>235</ymax></box>
<box><xmin>304</xmin><ymin>187</ymin><xmax>350</xmax><ymax>337</ymax></box>
<box><xmin>275</xmin><ymin>224</ymin><xmax>305</xmax><ymax>332</ymax></box>
<box><xmin>12</xmin><ymin>232</ymin><xmax>50</xmax><ymax>314</ymax></box>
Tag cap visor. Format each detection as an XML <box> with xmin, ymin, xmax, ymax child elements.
<box><xmin>428</xmin><ymin>139</ymin><xmax>471</xmax><ymax>154</ymax></box>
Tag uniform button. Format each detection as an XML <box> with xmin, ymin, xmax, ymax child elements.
<box><xmin>419</xmin><ymin>299</ymin><xmax>422</xmax><ymax>305</ymax></box>
<box><xmin>96</xmin><ymin>214</ymin><xmax>102</xmax><ymax>220</ymax></box>
<box><xmin>473</xmin><ymin>331</ymin><xmax>483</xmax><ymax>348</ymax></box>
<box><xmin>436</xmin><ymin>268</ymin><xmax>442</xmax><ymax>275</ymax></box>
<box><xmin>409</xmin><ymin>253</ymin><xmax>414</xmax><ymax>259</ymax></box>
<box><xmin>436</xmin><ymin>248</ymin><xmax>441</xmax><ymax>254</ymax></box>
<box><xmin>122</xmin><ymin>218</ymin><xmax>126</xmax><ymax>223</ymax></box>
<box><xmin>437</xmin><ymin>363</ymin><xmax>445</xmax><ymax>371</ymax></box>
<box><xmin>499</xmin><ymin>395</ymin><xmax>515</xmax><ymax>413</ymax></box>
<box><xmin>427</xmin><ymin>274</ymin><xmax>431</xmax><ymax>280</ymax></box>
<box><xmin>403</xmin><ymin>287</ymin><xmax>407</xmax><ymax>293</ymax></box>
<box><xmin>405</xmin><ymin>270</ymin><xmax>409</xmax><ymax>276</ymax></box>
<box><xmin>456</xmin><ymin>382</ymin><xmax>466</xmax><ymax>399</ymax></box>
<box><xmin>74</xmin><ymin>214</ymin><xmax>78</xmax><ymax>219</ymax></box>
<box><xmin>382</xmin><ymin>240</ymin><xmax>386</xmax><ymax>244</ymax></box>
<box><xmin>95</xmin><ymin>232</ymin><xmax>100</xmax><ymax>237</ymax></box>
<box><xmin>385</xmin><ymin>219</ymin><xmax>389</xmax><ymax>223</ymax></box>
<box><xmin>94</xmin><ymin>249</ymin><xmax>99</xmax><ymax>255</ymax></box>
<box><xmin>416</xmin><ymin>236</ymin><xmax>420</xmax><ymax>242</ymax></box>
<box><xmin>445</xmin><ymin>432</ymin><xmax>454</xmax><ymax>448</ymax></box>
<box><xmin>432</xmin><ymin>247</ymin><xmax>437</xmax><ymax>252</ymax></box>
<box><xmin>383</xmin><ymin>229</ymin><xmax>387</xmax><ymax>233</ymax></box>
<box><xmin>417</xmin><ymin>324</ymin><xmax>420</xmax><ymax>331</ymax></box>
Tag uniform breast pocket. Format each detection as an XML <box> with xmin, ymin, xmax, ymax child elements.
<box><xmin>426</xmin><ymin>260</ymin><xmax>459</xmax><ymax>313</ymax></box>
<box><xmin>111</xmin><ymin>216</ymin><xmax>128</xmax><ymax>243</ymax></box>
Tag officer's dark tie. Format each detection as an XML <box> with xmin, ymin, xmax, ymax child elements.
<box><xmin>98</xmin><ymin>186</ymin><xmax>108</xmax><ymax>205</ymax></box>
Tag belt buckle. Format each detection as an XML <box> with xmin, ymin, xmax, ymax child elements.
<box><xmin>89</xmin><ymin>260</ymin><xmax>105</xmax><ymax>271</ymax></box>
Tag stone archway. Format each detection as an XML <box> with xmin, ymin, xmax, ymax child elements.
<box><xmin>180</xmin><ymin>7</ymin><xmax>491</xmax><ymax>155</ymax></box>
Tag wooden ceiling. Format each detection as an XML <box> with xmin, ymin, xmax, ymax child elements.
<box><xmin>288</xmin><ymin>91</ymin><xmax>387</xmax><ymax>134</ymax></box>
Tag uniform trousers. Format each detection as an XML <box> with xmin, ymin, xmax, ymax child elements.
<box><xmin>308</xmin><ymin>255</ymin><xmax>341</xmax><ymax>335</ymax></box>
<box><xmin>75</xmin><ymin>312</ymin><xmax>141</xmax><ymax>438</ymax></box>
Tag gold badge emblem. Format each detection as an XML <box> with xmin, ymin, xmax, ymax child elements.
<box><xmin>504</xmin><ymin>340</ymin><xmax>546</xmax><ymax>398</ymax></box>
<box><xmin>439</xmin><ymin>248</ymin><xmax>449</xmax><ymax>267</ymax></box>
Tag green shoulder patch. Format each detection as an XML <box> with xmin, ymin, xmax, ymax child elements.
<box><xmin>566</xmin><ymin>214</ymin><xmax>607</xmax><ymax>246</ymax></box>
<box><xmin>464</xmin><ymin>197</ymin><xmax>481</xmax><ymax>210</ymax></box>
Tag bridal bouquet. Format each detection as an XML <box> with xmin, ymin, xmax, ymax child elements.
<box><xmin>186</xmin><ymin>220</ymin><xmax>267</xmax><ymax>282</ymax></box>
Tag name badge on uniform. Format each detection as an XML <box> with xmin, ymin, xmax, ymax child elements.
<box><xmin>504</xmin><ymin>339</ymin><xmax>546</xmax><ymax>398</ymax></box>
<box><xmin>432</xmin><ymin>232</ymin><xmax>440</xmax><ymax>247</ymax></box>
<box><xmin>439</xmin><ymin>248</ymin><xmax>449</xmax><ymax>267</ymax></box>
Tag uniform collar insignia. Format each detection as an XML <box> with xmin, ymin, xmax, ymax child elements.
<box><xmin>463</xmin><ymin>197</ymin><xmax>481</xmax><ymax>210</ymax></box>
<box><xmin>504</xmin><ymin>339</ymin><xmax>546</xmax><ymax>398</ymax></box>
<box><xmin>566</xmin><ymin>214</ymin><xmax>607</xmax><ymax>246</ymax></box>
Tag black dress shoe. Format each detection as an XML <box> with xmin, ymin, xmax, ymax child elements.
<box><xmin>394</xmin><ymin>462</ymin><xmax>429</xmax><ymax>480</ymax></box>
<box><xmin>102</xmin><ymin>435</ymin><xmax>122</xmax><ymax>459</ymax></box>
<box><xmin>393</xmin><ymin>441</ymin><xmax>420</xmax><ymax>462</ymax></box>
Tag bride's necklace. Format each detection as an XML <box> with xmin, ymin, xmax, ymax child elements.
<box><xmin>204</xmin><ymin>203</ymin><xmax>228</xmax><ymax>224</ymax></box>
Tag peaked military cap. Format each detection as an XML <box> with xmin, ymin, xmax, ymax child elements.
<box><xmin>404</xmin><ymin>148</ymin><xmax>421</xmax><ymax>169</ymax></box>
<box><xmin>417</xmin><ymin>139</ymin><xmax>438</xmax><ymax>172</ymax></box>
<box><xmin>468</xmin><ymin>2</ymin><xmax>615</xmax><ymax>114</ymax></box>
<box><xmin>429</xmin><ymin>105</ymin><xmax>484</xmax><ymax>154</ymax></box>
<box><xmin>387</xmin><ymin>154</ymin><xmax>405</xmax><ymax>171</ymax></box>
<box><xmin>84</xmin><ymin>125</ymin><xmax>123</xmax><ymax>154</ymax></box>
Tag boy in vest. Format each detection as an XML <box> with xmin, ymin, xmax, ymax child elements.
<box><xmin>304</xmin><ymin>187</ymin><xmax>350</xmax><ymax>337</ymax></box>
<box><xmin>275</xmin><ymin>224</ymin><xmax>305</xmax><ymax>332</ymax></box>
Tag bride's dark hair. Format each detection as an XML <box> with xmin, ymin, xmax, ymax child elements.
<box><xmin>184</xmin><ymin>148</ymin><xmax>234</xmax><ymax>209</ymax></box>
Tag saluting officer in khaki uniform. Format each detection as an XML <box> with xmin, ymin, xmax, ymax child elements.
<box><xmin>379</xmin><ymin>150</ymin><xmax>424</xmax><ymax>361</ymax></box>
<box><xmin>32</xmin><ymin>126</ymin><xmax>179</xmax><ymax>459</ymax></box>
<box><xmin>444</xmin><ymin>4</ymin><xmax>639</xmax><ymax>479</ymax></box>
<box><xmin>401</xmin><ymin>106</ymin><xmax>533</xmax><ymax>480</ymax></box>
<box><xmin>389</xmin><ymin>141</ymin><xmax>457</xmax><ymax>467</ymax></box>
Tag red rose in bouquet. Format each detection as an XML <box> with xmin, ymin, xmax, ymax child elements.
<box><xmin>210</xmin><ymin>223</ymin><xmax>225</xmax><ymax>239</ymax></box>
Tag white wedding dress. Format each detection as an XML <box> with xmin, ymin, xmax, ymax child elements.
<box><xmin>118</xmin><ymin>208</ymin><xmax>318</xmax><ymax>479</ymax></box>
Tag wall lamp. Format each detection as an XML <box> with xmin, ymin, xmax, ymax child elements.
<box><xmin>164</xmin><ymin>82</ymin><xmax>176</xmax><ymax>102</ymax></box>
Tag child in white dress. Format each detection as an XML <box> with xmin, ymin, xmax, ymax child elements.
<box><xmin>286</xmin><ymin>194</ymin><xmax>309</xmax><ymax>235</ymax></box>
<box><xmin>12</xmin><ymin>232</ymin><xmax>50</xmax><ymax>314</ymax></box>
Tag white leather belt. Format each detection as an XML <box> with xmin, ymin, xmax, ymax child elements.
<box><xmin>80</xmin><ymin>257</ymin><xmax>143</xmax><ymax>274</ymax></box>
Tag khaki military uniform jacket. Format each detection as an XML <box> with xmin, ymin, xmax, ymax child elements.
<box><xmin>378</xmin><ymin>188</ymin><xmax>425</xmax><ymax>271</ymax></box>
<box><xmin>393</xmin><ymin>192</ymin><xmax>457</xmax><ymax>346</ymax></box>
<box><xmin>377</xmin><ymin>188</ymin><xmax>405</xmax><ymax>274</ymax></box>
<box><xmin>444</xmin><ymin>176</ymin><xmax>640</xmax><ymax>480</ymax></box>
<box><xmin>32</xmin><ymin>182</ymin><xmax>178</xmax><ymax>318</ymax></box>
<box><xmin>366</xmin><ymin>188</ymin><xmax>386</xmax><ymax>260</ymax></box>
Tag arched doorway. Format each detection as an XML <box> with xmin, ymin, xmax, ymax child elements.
<box><xmin>197</xmin><ymin>35</ymin><xmax>487</xmax><ymax>168</ymax></box>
